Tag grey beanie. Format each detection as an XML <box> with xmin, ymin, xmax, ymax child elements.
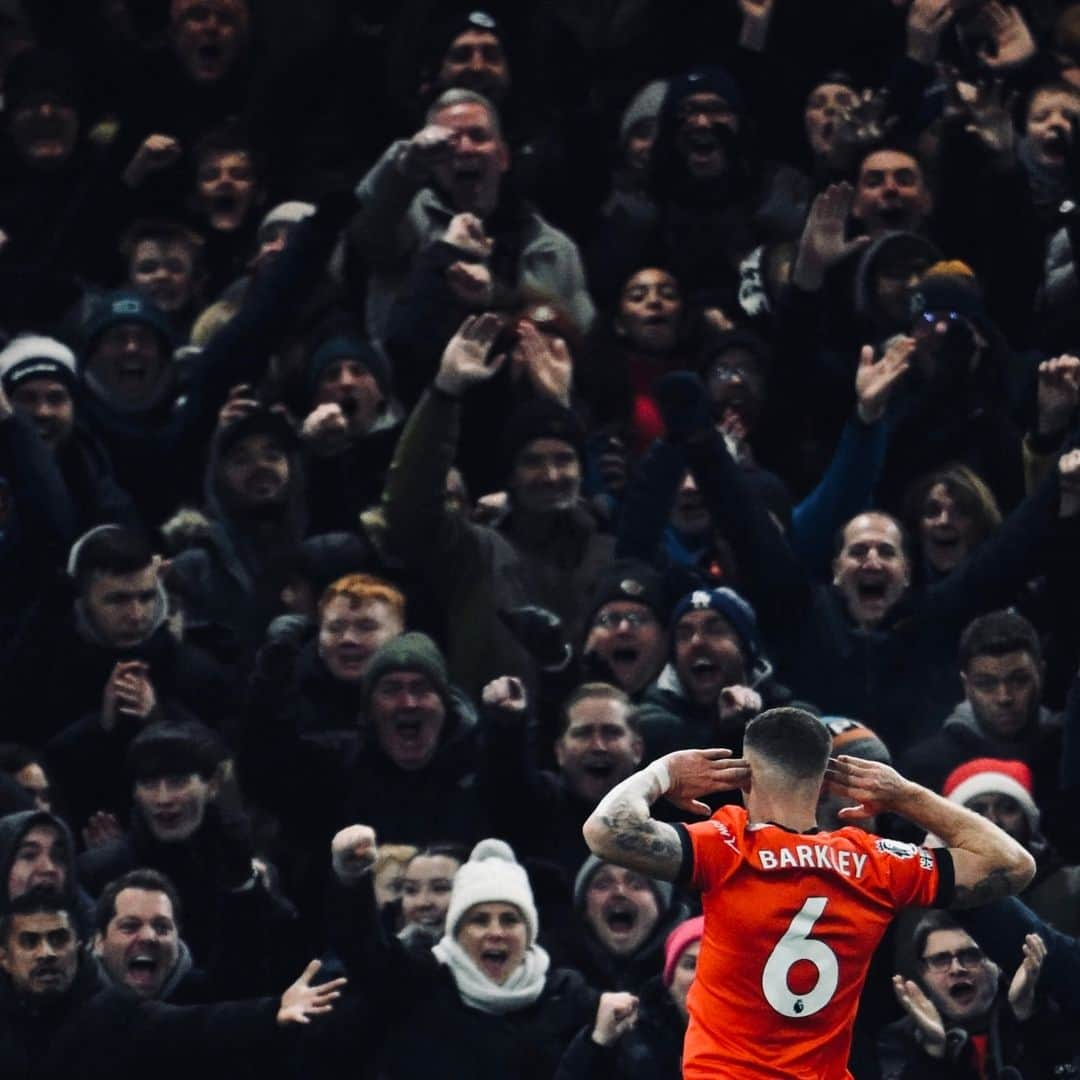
<box><xmin>573</xmin><ymin>853</ymin><xmax>674</xmax><ymax>912</ymax></box>
<box><xmin>620</xmin><ymin>79</ymin><xmax>668</xmax><ymax>144</ymax></box>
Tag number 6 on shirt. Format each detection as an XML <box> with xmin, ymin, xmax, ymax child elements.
<box><xmin>761</xmin><ymin>897</ymin><xmax>839</xmax><ymax>1018</ymax></box>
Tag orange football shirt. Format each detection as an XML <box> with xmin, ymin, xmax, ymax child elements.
<box><xmin>678</xmin><ymin>805</ymin><xmax>947</xmax><ymax>1079</ymax></box>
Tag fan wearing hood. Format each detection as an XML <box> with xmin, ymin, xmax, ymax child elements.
<box><xmin>0</xmin><ymin>810</ymin><xmax>94</xmax><ymax>938</ymax></box>
<box><xmin>0</xmin><ymin>525</ymin><xmax>228</xmax><ymax>748</ymax></box>
<box><xmin>591</xmin><ymin>66</ymin><xmax>796</xmax><ymax>314</ymax></box>
<box><xmin>168</xmin><ymin>408</ymin><xmax>307</xmax><ymax>660</ymax></box>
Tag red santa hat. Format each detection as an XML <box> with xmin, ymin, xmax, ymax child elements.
<box><xmin>942</xmin><ymin>758</ymin><xmax>1040</xmax><ymax>832</ymax></box>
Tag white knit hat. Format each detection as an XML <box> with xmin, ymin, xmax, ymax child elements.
<box><xmin>0</xmin><ymin>335</ymin><xmax>76</xmax><ymax>392</ymax></box>
<box><xmin>258</xmin><ymin>200</ymin><xmax>315</xmax><ymax>239</ymax></box>
<box><xmin>444</xmin><ymin>839</ymin><xmax>539</xmax><ymax>946</ymax></box>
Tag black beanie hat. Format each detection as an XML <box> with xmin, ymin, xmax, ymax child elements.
<box><xmin>586</xmin><ymin>559</ymin><xmax>671</xmax><ymax>629</ymax></box>
<box><xmin>306</xmin><ymin>336</ymin><xmax>390</xmax><ymax>406</ymax></box>
<box><xmin>216</xmin><ymin>407</ymin><xmax>299</xmax><ymax>459</ymax></box>
<box><xmin>82</xmin><ymin>290</ymin><xmax>175</xmax><ymax>362</ymax></box>
<box><xmin>501</xmin><ymin>398</ymin><xmax>587</xmax><ymax>472</ymax></box>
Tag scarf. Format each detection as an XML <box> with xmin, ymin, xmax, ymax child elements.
<box><xmin>431</xmin><ymin>935</ymin><xmax>550</xmax><ymax>1015</ymax></box>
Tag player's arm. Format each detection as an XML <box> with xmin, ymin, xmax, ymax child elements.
<box><xmin>827</xmin><ymin>756</ymin><xmax>1036</xmax><ymax>908</ymax></box>
<box><xmin>583</xmin><ymin>749</ymin><xmax>749</xmax><ymax>882</ymax></box>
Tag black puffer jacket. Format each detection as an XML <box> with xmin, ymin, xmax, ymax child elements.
<box><xmin>0</xmin><ymin>953</ymin><xmax>287</xmax><ymax>1080</ymax></box>
<box><xmin>555</xmin><ymin>976</ymin><xmax>685</xmax><ymax>1080</ymax></box>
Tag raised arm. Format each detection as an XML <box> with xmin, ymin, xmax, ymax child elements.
<box><xmin>827</xmin><ymin>756</ymin><xmax>1035</xmax><ymax>908</ymax></box>
<box><xmin>583</xmin><ymin>749</ymin><xmax>749</xmax><ymax>881</ymax></box>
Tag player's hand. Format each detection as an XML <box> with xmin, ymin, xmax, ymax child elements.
<box><xmin>825</xmin><ymin>756</ymin><xmax>915</xmax><ymax>820</ymax></box>
<box><xmin>718</xmin><ymin>685</ymin><xmax>762</xmax><ymax>723</ymax></box>
<box><xmin>276</xmin><ymin>960</ymin><xmax>347</xmax><ymax>1026</ymax></box>
<box><xmin>663</xmin><ymin>748</ymin><xmax>750</xmax><ymax>816</ymax></box>
<box><xmin>331</xmin><ymin>825</ymin><xmax>377</xmax><ymax>883</ymax></box>
<box><xmin>1007</xmin><ymin>932</ymin><xmax>1046</xmax><ymax>1021</ymax></box>
<box><xmin>434</xmin><ymin>313</ymin><xmax>506</xmax><ymax>396</ymax></box>
<box><xmin>892</xmin><ymin>976</ymin><xmax>947</xmax><ymax>1058</ymax></box>
<box><xmin>591</xmin><ymin>991</ymin><xmax>639</xmax><ymax>1046</ymax></box>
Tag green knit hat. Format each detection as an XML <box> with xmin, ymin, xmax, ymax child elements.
<box><xmin>364</xmin><ymin>632</ymin><xmax>450</xmax><ymax>704</ymax></box>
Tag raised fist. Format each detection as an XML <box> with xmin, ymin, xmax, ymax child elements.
<box><xmin>331</xmin><ymin>824</ymin><xmax>377</xmax><ymax>883</ymax></box>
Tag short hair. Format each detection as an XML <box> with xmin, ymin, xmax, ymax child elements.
<box><xmin>94</xmin><ymin>868</ymin><xmax>183</xmax><ymax>936</ymax></box>
<box><xmin>191</xmin><ymin>120</ymin><xmax>261</xmax><ymax>173</ymax></box>
<box><xmin>318</xmin><ymin>573</ymin><xmax>406</xmax><ymax>621</ymax></box>
<box><xmin>426</xmin><ymin>88</ymin><xmax>503</xmax><ymax>138</ymax></box>
<box><xmin>1025</xmin><ymin>80</ymin><xmax>1080</xmax><ymax>114</ymax></box>
<box><xmin>744</xmin><ymin>707</ymin><xmax>831</xmax><ymax>781</ymax></box>
<box><xmin>0</xmin><ymin>888</ymin><xmax>72</xmax><ymax>944</ymax></box>
<box><xmin>958</xmin><ymin>610</ymin><xmax>1042</xmax><ymax>670</ymax></box>
<box><xmin>909</xmin><ymin>909</ymin><xmax>966</xmax><ymax>976</ymax></box>
<box><xmin>557</xmin><ymin>683</ymin><xmax>639</xmax><ymax>738</ymax></box>
<box><xmin>119</xmin><ymin>219</ymin><xmax>205</xmax><ymax>265</ymax></box>
<box><xmin>831</xmin><ymin>511</ymin><xmax>911</xmax><ymax>563</ymax></box>
<box><xmin>903</xmin><ymin>464</ymin><xmax>1002</xmax><ymax>551</ymax></box>
<box><xmin>69</xmin><ymin>526</ymin><xmax>154</xmax><ymax>591</ymax></box>
<box><xmin>852</xmin><ymin>140</ymin><xmax>928</xmax><ymax>185</ymax></box>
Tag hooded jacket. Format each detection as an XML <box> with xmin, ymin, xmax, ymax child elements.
<box><xmin>899</xmin><ymin>701</ymin><xmax>1064</xmax><ymax>804</ymax></box>
<box><xmin>1</xmin><ymin>567</ymin><xmax>229</xmax><ymax>747</ymax></box>
<box><xmin>168</xmin><ymin>415</ymin><xmax>308</xmax><ymax>659</ymax></box>
<box><xmin>0</xmin><ymin>811</ymin><xmax>94</xmax><ymax>936</ymax></box>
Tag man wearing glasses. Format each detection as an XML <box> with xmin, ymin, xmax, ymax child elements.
<box><xmin>879</xmin><ymin>909</ymin><xmax>1078</xmax><ymax>1077</ymax></box>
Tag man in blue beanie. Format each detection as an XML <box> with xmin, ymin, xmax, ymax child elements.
<box><xmin>636</xmin><ymin>585</ymin><xmax>791</xmax><ymax>763</ymax></box>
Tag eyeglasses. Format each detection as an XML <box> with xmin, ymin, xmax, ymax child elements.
<box><xmin>922</xmin><ymin>946</ymin><xmax>985</xmax><ymax>972</ymax></box>
<box><xmin>594</xmin><ymin>611</ymin><xmax>655</xmax><ymax>629</ymax></box>
<box><xmin>706</xmin><ymin>362</ymin><xmax>752</xmax><ymax>384</ymax></box>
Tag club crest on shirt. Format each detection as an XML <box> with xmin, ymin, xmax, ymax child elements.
<box><xmin>875</xmin><ymin>839</ymin><xmax>918</xmax><ymax>860</ymax></box>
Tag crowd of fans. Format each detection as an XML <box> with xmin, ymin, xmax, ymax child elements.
<box><xmin>2</xmin><ymin>0</ymin><xmax>1080</xmax><ymax>1076</ymax></box>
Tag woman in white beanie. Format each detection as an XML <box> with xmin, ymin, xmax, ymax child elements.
<box><xmin>328</xmin><ymin>825</ymin><xmax>637</xmax><ymax>1079</ymax></box>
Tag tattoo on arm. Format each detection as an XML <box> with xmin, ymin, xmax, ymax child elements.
<box><xmin>950</xmin><ymin>867</ymin><xmax>1016</xmax><ymax>910</ymax></box>
<box><xmin>597</xmin><ymin>801</ymin><xmax>683</xmax><ymax>880</ymax></box>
